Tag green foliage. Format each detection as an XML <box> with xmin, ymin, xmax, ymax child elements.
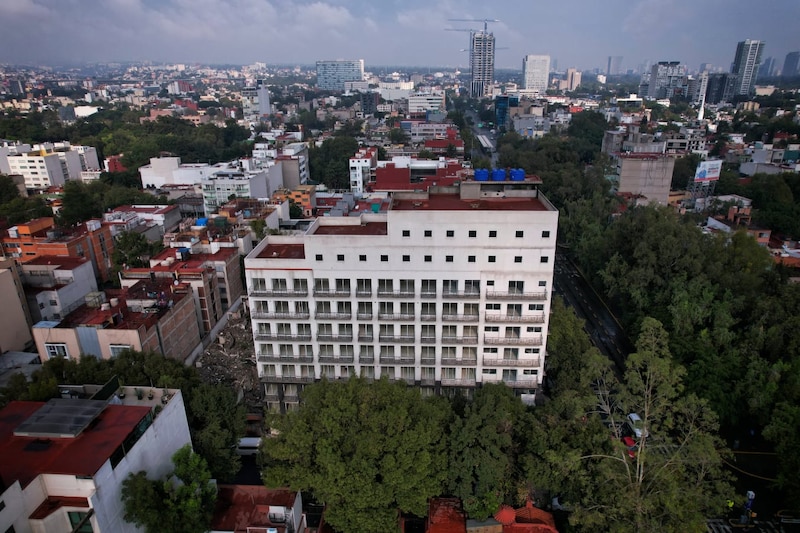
<box><xmin>250</xmin><ymin>218</ymin><xmax>266</xmax><ymax>240</ymax></box>
<box><xmin>289</xmin><ymin>201</ymin><xmax>304</xmax><ymax>218</ymax></box>
<box><xmin>0</xmin><ymin>174</ymin><xmax>21</xmax><ymax>204</ymax></box>
<box><xmin>0</xmin><ymin>195</ymin><xmax>53</xmax><ymax>224</ymax></box>
<box><xmin>187</xmin><ymin>384</ymin><xmax>246</xmax><ymax>482</ymax></box>
<box><xmin>263</xmin><ymin>378</ymin><xmax>450</xmax><ymax>532</ymax></box>
<box><xmin>308</xmin><ymin>136</ymin><xmax>359</xmax><ymax>189</ymax></box>
<box><xmin>121</xmin><ymin>444</ymin><xmax>216</xmax><ymax>533</ymax></box>
<box><xmin>113</xmin><ymin>230</ymin><xmax>163</xmax><ymax>269</ymax></box>
<box><xmin>58</xmin><ymin>180</ymin><xmax>103</xmax><ymax>226</ymax></box>
<box><xmin>387</xmin><ymin>127</ymin><xmax>409</xmax><ymax>145</ymax></box>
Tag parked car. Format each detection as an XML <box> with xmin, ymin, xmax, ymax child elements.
<box><xmin>621</xmin><ymin>436</ymin><xmax>638</xmax><ymax>459</ymax></box>
<box><xmin>626</xmin><ymin>413</ymin><xmax>648</xmax><ymax>439</ymax></box>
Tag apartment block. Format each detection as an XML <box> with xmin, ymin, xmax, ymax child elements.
<box><xmin>245</xmin><ymin>174</ymin><xmax>558</xmax><ymax>413</ymax></box>
<box><xmin>316</xmin><ymin>60</ymin><xmax>365</xmax><ymax>92</ymax></box>
<box><xmin>0</xmin><ymin>258</ymin><xmax>33</xmax><ymax>353</ymax></box>
<box><xmin>21</xmin><ymin>256</ymin><xmax>98</xmax><ymax>323</ymax></box>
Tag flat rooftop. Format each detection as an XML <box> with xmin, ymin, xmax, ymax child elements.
<box><xmin>0</xmin><ymin>401</ymin><xmax>151</xmax><ymax>487</ymax></box>
<box><xmin>313</xmin><ymin>222</ymin><xmax>388</xmax><ymax>236</ymax></box>
<box><xmin>393</xmin><ymin>194</ymin><xmax>549</xmax><ymax>212</ymax></box>
<box><xmin>256</xmin><ymin>243</ymin><xmax>306</xmax><ymax>260</ymax></box>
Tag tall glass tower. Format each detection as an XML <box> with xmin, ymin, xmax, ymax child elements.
<box><xmin>731</xmin><ymin>40</ymin><xmax>764</xmax><ymax>96</ymax></box>
<box><xmin>470</xmin><ymin>31</ymin><xmax>495</xmax><ymax>98</ymax></box>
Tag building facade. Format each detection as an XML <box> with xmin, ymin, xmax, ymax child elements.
<box><xmin>522</xmin><ymin>55</ymin><xmax>550</xmax><ymax>94</ymax></box>
<box><xmin>783</xmin><ymin>51</ymin><xmax>800</xmax><ymax>77</ymax></box>
<box><xmin>616</xmin><ymin>153</ymin><xmax>676</xmax><ymax>205</ymax></box>
<box><xmin>316</xmin><ymin>60</ymin><xmax>365</xmax><ymax>92</ymax></box>
<box><xmin>731</xmin><ymin>39</ymin><xmax>765</xmax><ymax>95</ymax></box>
<box><xmin>470</xmin><ymin>31</ymin><xmax>495</xmax><ymax>98</ymax></box>
<box><xmin>245</xmin><ymin>176</ymin><xmax>558</xmax><ymax>413</ymax></box>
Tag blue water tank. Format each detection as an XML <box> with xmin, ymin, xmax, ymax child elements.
<box><xmin>492</xmin><ymin>169</ymin><xmax>506</xmax><ymax>181</ymax></box>
<box><xmin>196</xmin><ymin>217</ymin><xmax>208</xmax><ymax>227</ymax></box>
<box><xmin>474</xmin><ymin>169</ymin><xmax>489</xmax><ymax>181</ymax></box>
<box><xmin>511</xmin><ymin>168</ymin><xmax>526</xmax><ymax>181</ymax></box>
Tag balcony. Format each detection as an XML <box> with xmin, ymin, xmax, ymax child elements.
<box><xmin>441</xmin><ymin>314</ymin><xmax>480</xmax><ymax>322</ymax></box>
<box><xmin>483</xmin><ymin>335</ymin><xmax>543</xmax><ymax>346</ymax></box>
<box><xmin>379</xmin><ymin>355</ymin><xmax>416</xmax><ymax>365</ymax></box>
<box><xmin>378</xmin><ymin>335</ymin><xmax>416</xmax><ymax>343</ymax></box>
<box><xmin>440</xmin><ymin>357</ymin><xmax>478</xmax><ymax>366</ymax></box>
<box><xmin>257</xmin><ymin>354</ymin><xmax>314</xmax><ymax>363</ymax></box>
<box><xmin>358</xmin><ymin>355</ymin><xmax>375</xmax><ymax>364</ymax></box>
<box><xmin>420</xmin><ymin>314</ymin><xmax>437</xmax><ymax>322</ymax></box>
<box><xmin>484</xmin><ymin>313</ymin><xmax>546</xmax><ymax>323</ymax></box>
<box><xmin>355</xmin><ymin>289</ymin><xmax>372</xmax><ymax>297</ymax></box>
<box><xmin>377</xmin><ymin>313</ymin><xmax>416</xmax><ymax>321</ymax></box>
<box><xmin>315</xmin><ymin>312</ymin><xmax>352</xmax><ymax>320</ymax></box>
<box><xmin>263</xmin><ymin>375</ymin><xmax>315</xmax><ymax>383</ymax></box>
<box><xmin>254</xmin><ymin>333</ymin><xmax>312</xmax><ymax>342</ymax></box>
<box><xmin>356</xmin><ymin>313</ymin><xmax>373</xmax><ymax>320</ymax></box>
<box><xmin>420</xmin><ymin>357</ymin><xmax>436</xmax><ymax>365</ymax></box>
<box><xmin>442</xmin><ymin>290</ymin><xmax>481</xmax><ymax>300</ymax></box>
<box><xmin>420</xmin><ymin>336</ymin><xmax>437</xmax><ymax>344</ymax></box>
<box><xmin>377</xmin><ymin>290</ymin><xmax>415</xmax><ymax>298</ymax></box>
<box><xmin>357</xmin><ymin>334</ymin><xmax>374</xmax><ymax>342</ymax></box>
<box><xmin>507</xmin><ymin>379</ymin><xmax>539</xmax><ymax>389</ymax></box>
<box><xmin>318</xmin><ymin>355</ymin><xmax>355</xmax><ymax>364</ymax></box>
<box><xmin>313</xmin><ymin>289</ymin><xmax>351</xmax><ymax>297</ymax></box>
<box><xmin>482</xmin><ymin>357</ymin><xmax>541</xmax><ymax>367</ymax></box>
<box><xmin>316</xmin><ymin>334</ymin><xmax>354</xmax><ymax>342</ymax></box>
<box><xmin>485</xmin><ymin>291</ymin><xmax>547</xmax><ymax>301</ymax></box>
<box><xmin>420</xmin><ymin>290</ymin><xmax>437</xmax><ymax>299</ymax></box>
<box><xmin>441</xmin><ymin>378</ymin><xmax>477</xmax><ymax>387</ymax></box>
<box><xmin>441</xmin><ymin>336</ymin><xmax>479</xmax><ymax>345</ymax></box>
<box><xmin>420</xmin><ymin>377</ymin><xmax>436</xmax><ymax>386</ymax></box>
<box><xmin>249</xmin><ymin>288</ymin><xmax>309</xmax><ymax>297</ymax></box>
<box><xmin>251</xmin><ymin>312</ymin><xmax>310</xmax><ymax>320</ymax></box>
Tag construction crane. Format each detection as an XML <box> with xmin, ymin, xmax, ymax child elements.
<box><xmin>448</xmin><ymin>18</ymin><xmax>499</xmax><ymax>33</ymax></box>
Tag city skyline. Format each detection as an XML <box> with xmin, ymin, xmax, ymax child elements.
<box><xmin>0</xmin><ymin>0</ymin><xmax>798</xmax><ymax>73</ymax></box>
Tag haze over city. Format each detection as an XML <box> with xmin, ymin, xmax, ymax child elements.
<box><xmin>1</xmin><ymin>0</ymin><xmax>798</xmax><ymax>71</ymax></box>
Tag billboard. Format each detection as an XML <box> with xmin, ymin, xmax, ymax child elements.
<box><xmin>694</xmin><ymin>160</ymin><xmax>722</xmax><ymax>182</ymax></box>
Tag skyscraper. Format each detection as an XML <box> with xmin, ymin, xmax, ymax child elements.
<box><xmin>522</xmin><ymin>55</ymin><xmax>550</xmax><ymax>94</ymax></box>
<box><xmin>470</xmin><ymin>31</ymin><xmax>495</xmax><ymax>98</ymax></box>
<box><xmin>783</xmin><ymin>51</ymin><xmax>800</xmax><ymax>77</ymax></box>
<box><xmin>731</xmin><ymin>39</ymin><xmax>764</xmax><ymax>95</ymax></box>
<box><xmin>316</xmin><ymin>60</ymin><xmax>365</xmax><ymax>92</ymax></box>
<box><xmin>607</xmin><ymin>56</ymin><xmax>623</xmax><ymax>76</ymax></box>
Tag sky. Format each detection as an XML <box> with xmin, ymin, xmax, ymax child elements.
<box><xmin>1</xmin><ymin>0</ymin><xmax>799</xmax><ymax>73</ymax></box>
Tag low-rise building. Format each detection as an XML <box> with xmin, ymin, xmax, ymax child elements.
<box><xmin>0</xmin><ymin>259</ymin><xmax>33</xmax><ymax>353</ymax></box>
<box><xmin>20</xmin><ymin>256</ymin><xmax>98</xmax><ymax>323</ymax></box>
<box><xmin>211</xmin><ymin>486</ymin><xmax>306</xmax><ymax>533</ymax></box>
<box><xmin>614</xmin><ymin>153</ymin><xmax>676</xmax><ymax>205</ymax></box>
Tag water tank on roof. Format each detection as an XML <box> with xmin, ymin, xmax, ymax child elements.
<box><xmin>371</xmin><ymin>203</ymin><xmax>380</xmax><ymax>213</ymax></box>
<box><xmin>492</xmin><ymin>169</ymin><xmax>506</xmax><ymax>181</ymax></box>
<box><xmin>196</xmin><ymin>217</ymin><xmax>208</xmax><ymax>227</ymax></box>
<box><xmin>511</xmin><ymin>168</ymin><xmax>526</xmax><ymax>181</ymax></box>
<box><xmin>474</xmin><ymin>169</ymin><xmax>489</xmax><ymax>181</ymax></box>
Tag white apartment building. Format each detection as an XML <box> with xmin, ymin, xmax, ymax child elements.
<box><xmin>139</xmin><ymin>157</ymin><xmax>216</xmax><ymax>189</ymax></box>
<box><xmin>407</xmin><ymin>92</ymin><xmax>446</xmax><ymax>114</ymax></box>
<box><xmin>316</xmin><ymin>60</ymin><xmax>365</xmax><ymax>92</ymax></box>
<box><xmin>21</xmin><ymin>256</ymin><xmax>98</xmax><ymax>323</ymax></box>
<box><xmin>523</xmin><ymin>55</ymin><xmax>551</xmax><ymax>94</ymax></box>
<box><xmin>0</xmin><ymin>142</ymin><xmax>100</xmax><ymax>190</ymax></box>
<box><xmin>244</xmin><ymin>177</ymin><xmax>558</xmax><ymax>412</ymax></box>
<box><xmin>200</xmin><ymin>163</ymin><xmax>284</xmax><ymax>215</ymax></box>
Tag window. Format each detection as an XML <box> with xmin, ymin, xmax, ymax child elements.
<box><xmin>109</xmin><ymin>344</ymin><xmax>131</xmax><ymax>357</ymax></box>
<box><xmin>381</xmin><ymin>255</ymin><xmax>388</xmax><ymax>262</ymax></box>
<box><xmin>509</xmin><ymin>281</ymin><xmax>524</xmax><ymax>294</ymax></box>
<box><xmin>45</xmin><ymin>343</ymin><xmax>69</xmax><ymax>359</ymax></box>
<box><xmin>421</xmin><ymin>279</ymin><xmax>436</xmax><ymax>295</ymax></box>
<box><xmin>539</xmin><ymin>281</ymin><xmax>547</xmax><ymax>287</ymax></box>
<box><xmin>516</xmin><ymin>230</ymin><xmax>524</xmax><ymax>238</ymax></box>
<box><xmin>68</xmin><ymin>511</ymin><xmax>93</xmax><ymax>533</ymax></box>
<box><xmin>402</xmin><ymin>255</ymin><xmax>410</xmax><ymax>262</ymax></box>
<box><xmin>529</xmin><ymin>303</ymin><xmax>545</xmax><ymax>311</ymax></box>
<box><xmin>515</xmin><ymin>256</ymin><xmax>522</xmax><ymax>263</ymax></box>
<box><xmin>272</xmin><ymin>278</ymin><xmax>288</xmax><ymax>291</ymax></box>
<box><xmin>465</xmin><ymin>280</ymin><xmax>480</xmax><ymax>294</ymax></box>
<box><xmin>251</xmin><ymin>277</ymin><xmax>267</xmax><ymax>292</ymax></box>
<box><xmin>542</xmin><ymin>230</ymin><xmax>550</xmax><ymax>238</ymax></box>
<box><xmin>446</xmin><ymin>230</ymin><xmax>454</xmax><ymax>237</ymax></box>
<box><xmin>469</xmin><ymin>230</ymin><xmax>477</xmax><ymax>238</ymax></box>
<box><xmin>424</xmin><ymin>230</ymin><xmax>432</xmax><ymax>237</ymax></box>
<box><xmin>421</xmin><ymin>302</ymin><xmax>436</xmax><ymax>317</ymax></box>
<box><xmin>315</xmin><ymin>254</ymin><xmax>323</xmax><ymax>261</ymax></box>
<box><xmin>445</xmin><ymin>255</ymin><xmax>453</xmax><ymax>263</ymax></box>
<box><xmin>337</xmin><ymin>254</ymin><xmax>344</xmax><ymax>262</ymax></box>
<box><xmin>527</xmin><ymin>326</ymin><xmax>542</xmax><ymax>332</ymax></box>
<box><xmin>359</xmin><ymin>254</ymin><xmax>367</xmax><ymax>261</ymax></box>
<box><xmin>489</xmin><ymin>230</ymin><xmax>497</xmax><ymax>238</ymax></box>
<box><xmin>402</xmin><ymin>230</ymin><xmax>410</xmax><ymax>237</ymax></box>
<box><xmin>541</xmin><ymin>256</ymin><xmax>549</xmax><ymax>263</ymax></box>
<box><xmin>49</xmin><ymin>299</ymin><xmax>57</xmax><ymax>307</ymax></box>
<box><xmin>482</xmin><ymin>368</ymin><xmax>497</xmax><ymax>375</ymax></box>
<box><xmin>294</xmin><ymin>279</ymin><xmax>308</xmax><ymax>292</ymax></box>
<box><xmin>424</xmin><ymin>255</ymin><xmax>432</xmax><ymax>262</ymax></box>
<box><xmin>488</xmin><ymin>256</ymin><xmax>496</xmax><ymax>263</ymax></box>
<box><xmin>443</xmin><ymin>280</ymin><xmax>458</xmax><ymax>293</ymax></box>
<box><xmin>335</xmin><ymin>279</ymin><xmax>350</xmax><ymax>293</ymax></box>
<box><xmin>468</xmin><ymin>255</ymin><xmax>476</xmax><ymax>263</ymax></box>
<box><xmin>484</xmin><ymin>326</ymin><xmax>499</xmax><ymax>332</ymax></box>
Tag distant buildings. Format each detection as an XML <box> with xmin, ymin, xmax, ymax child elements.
<box><xmin>558</xmin><ymin>68</ymin><xmax>582</xmax><ymax>92</ymax></box>
<box><xmin>407</xmin><ymin>91</ymin><xmax>446</xmax><ymax>115</ymax></box>
<box><xmin>0</xmin><ymin>141</ymin><xmax>100</xmax><ymax>190</ymax></box>
<box><xmin>783</xmin><ymin>51</ymin><xmax>800</xmax><ymax>77</ymax></box>
<box><xmin>316</xmin><ymin>60</ymin><xmax>365</xmax><ymax>92</ymax></box>
<box><xmin>731</xmin><ymin>39</ymin><xmax>765</xmax><ymax>95</ymax></box>
<box><xmin>470</xmin><ymin>31</ymin><xmax>496</xmax><ymax>97</ymax></box>
<box><xmin>241</xmin><ymin>79</ymin><xmax>271</xmax><ymax>122</ymax></box>
<box><xmin>607</xmin><ymin>56</ymin><xmax>624</xmax><ymax>76</ymax></box>
<box><xmin>522</xmin><ymin>55</ymin><xmax>550</xmax><ymax>94</ymax></box>
<box><xmin>641</xmin><ymin>62</ymin><xmax>687</xmax><ymax>99</ymax></box>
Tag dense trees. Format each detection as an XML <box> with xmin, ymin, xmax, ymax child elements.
<box><xmin>121</xmin><ymin>445</ymin><xmax>216</xmax><ymax>533</ymax></box>
<box><xmin>57</xmin><ymin>180</ymin><xmax>169</xmax><ymax>227</ymax></box>
<box><xmin>308</xmin><ymin>136</ymin><xmax>358</xmax><ymax>189</ymax></box>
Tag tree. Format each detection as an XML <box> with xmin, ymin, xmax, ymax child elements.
<box><xmin>263</xmin><ymin>378</ymin><xmax>450</xmax><ymax>532</ymax></box>
<box><xmin>250</xmin><ymin>218</ymin><xmax>266</xmax><ymax>240</ymax></box>
<box><xmin>388</xmin><ymin>127</ymin><xmax>409</xmax><ymax>145</ymax></box>
<box><xmin>0</xmin><ymin>174</ymin><xmax>20</xmax><ymax>204</ymax></box>
<box><xmin>112</xmin><ymin>230</ymin><xmax>163</xmax><ymax>270</ymax></box>
<box><xmin>289</xmin><ymin>201</ymin><xmax>303</xmax><ymax>218</ymax></box>
<box><xmin>187</xmin><ymin>384</ymin><xmax>246</xmax><ymax>482</ymax></box>
<box><xmin>58</xmin><ymin>180</ymin><xmax>103</xmax><ymax>226</ymax></box>
<box><xmin>121</xmin><ymin>444</ymin><xmax>216</xmax><ymax>533</ymax></box>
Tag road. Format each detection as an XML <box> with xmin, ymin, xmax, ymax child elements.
<box><xmin>553</xmin><ymin>249</ymin><xmax>632</xmax><ymax>374</ymax></box>
<box><xmin>464</xmin><ymin>109</ymin><xmax>498</xmax><ymax>167</ymax></box>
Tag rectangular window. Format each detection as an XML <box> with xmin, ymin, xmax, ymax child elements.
<box><xmin>489</xmin><ymin>230</ymin><xmax>497</xmax><ymax>237</ymax></box>
<box><xmin>45</xmin><ymin>343</ymin><xmax>69</xmax><ymax>359</ymax></box>
<box><xmin>468</xmin><ymin>255</ymin><xmax>476</xmax><ymax>263</ymax></box>
<box><xmin>424</xmin><ymin>230</ymin><xmax>432</xmax><ymax>237</ymax></box>
<box><xmin>337</xmin><ymin>254</ymin><xmax>344</xmax><ymax>261</ymax></box>
<box><xmin>68</xmin><ymin>511</ymin><xmax>93</xmax><ymax>533</ymax></box>
<box><xmin>402</xmin><ymin>255</ymin><xmax>410</xmax><ymax>262</ymax></box>
<box><xmin>445</xmin><ymin>255</ymin><xmax>453</xmax><ymax>263</ymax></box>
<box><xmin>402</xmin><ymin>230</ymin><xmax>410</xmax><ymax>237</ymax></box>
<box><xmin>539</xmin><ymin>281</ymin><xmax>547</xmax><ymax>287</ymax></box>
<box><xmin>542</xmin><ymin>230</ymin><xmax>550</xmax><ymax>238</ymax></box>
<box><xmin>424</xmin><ymin>255</ymin><xmax>432</xmax><ymax>262</ymax></box>
<box><xmin>529</xmin><ymin>303</ymin><xmax>544</xmax><ymax>310</ymax></box>
<box><xmin>109</xmin><ymin>344</ymin><xmax>131</xmax><ymax>357</ymax></box>
<box><xmin>514</xmin><ymin>256</ymin><xmax>522</xmax><ymax>263</ymax></box>
<box><xmin>469</xmin><ymin>230</ymin><xmax>477</xmax><ymax>238</ymax></box>
<box><xmin>359</xmin><ymin>254</ymin><xmax>367</xmax><ymax>262</ymax></box>
<box><xmin>315</xmin><ymin>254</ymin><xmax>323</xmax><ymax>261</ymax></box>
<box><xmin>516</xmin><ymin>230</ymin><xmax>524</xmax><ymax>238</ymax></box>
<box><xmin>381</xmin><ymin>255</ymin><xmax>388</xmax><ymax>262</ymax></box>
<box><xmin>488</xmin><ymin>256</ymin><xmax>496</xmax><ymax>263</ymax></box>
<box><xmin>540</xmin><ymin>256</ymin><xmax>549</xmax><ymax>263</ymax></box>
<box><xmin>446</xmin><ymin>230</ymin><xmax>454</xmax><ymax>237</ymax></box>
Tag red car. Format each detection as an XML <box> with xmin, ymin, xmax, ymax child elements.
<box><xmin>621</xmin><ymin>436</ymin><xmax>638</xmax><ymax>459</ymax></box>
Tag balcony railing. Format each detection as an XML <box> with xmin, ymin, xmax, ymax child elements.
<box><xmin>420</xmin><ymin>290</ymin><xmax>437</xmax><ymax>299</ymax></box>
<box><xmin>377</xmin><ymin>290</ymin><xmax>415</xmax><ymax>298</ymax></box>
<box><xmin>255</xmin><ymin>333</ymin><xmax>312</xmax><ymax>342</ymax></box>
<box><xmin>485</xmin><ymin>290</ymin><xmax>547</xmax><ymax>301</ymax></box>
<box><xmin>440</xmin><ymin>357</ymin><xmax>478</xmax><ymax>366</ymax></box>
<box><xmin>482</xmin><ymin>357</ymin><xmax>541</xmax><ymax>367</ymax></box>
<box><xmin>355</xmin><ymin>289</ymin><xmax>372</xmax><ymax>297</ymax></box>
<box><xmin>484</xmin><ymin>313</ymin><xmax>546</xmax><ymax>323</ymax></box>
<box><xmin>313</xmin><ymin>289</ymin><xmax>351</xmax><ymax>297</ymax></box>
<box><xmin>358</xmin><ymin>355</ymin><xmax>375</xmax><ymax>364</ymax></box>
<box><xmin>441</xmin><ymin>336</ymin><xmax>479</xmax><ymax>345</ymax></box>
<box><xmin>441</xmin><ymin>378</ymin><xmax>477</xmax><ymax>387</ymax></box>
<box><xmin>357</xmin><ymin>334</ymin><xmax>374</xmax><ymax>342</ymax></box>
<box><xmin>420</xmin><ymin>314</ymin><xmax>437</xmax><ymax>322</ymax></box>
<box><xmin>251</xmin><ymin>312</ymin><xmax>310</xmax><ymax>320</ymax></box>
<box><xmin>377</xmin><ymin>313</ymin><xmax>416</xmax><ymax>321</ymax></box>
<box><xmin>483</xmin><ymin>335</ymin><xmax>543</xmax><ymax>346</ymax></box>
<box><xmin>420</xmin><ymin>336</ymin><xmax>437</xmax><ymax>344</ymax></box>
<box><xmin>316</xmin><ymin>334</ymin><xmax>354</xmax><ymax>342</ymax></box>
<box><xmin>318</xmin><ymin>355</ymin><xmax>355</xmax><ymax>363</ymax></box>
<box><xmin>420</xmin><ymin>378</ymin><xmax>436</xmax><ymax>386</ymax></box>
<box><xmin>315</xmin><ymin>312</ymin><xmax>352</xmax><ymax>320</ymax></box>
<box><xmin>441</xmin><ymin>314</ymin><xmax>480</xmax><ymax>322</ymax></box>
<box><xmin>379</xmin><ymin>355</ymin><xmax>416</xmax><ymax>365</ymax></box>
<box><xmin>378</xmin><ymin>335</ymin><xmax>416</xmax><ymax>343</ymax></box>
<box><xmin>356</xmin><ymin>313</ymin><xmax>373</xmax><ymax>320</ymax></box>
<box><xmin>257</xmin><ymin>354</ymin><xmax>314</xmax><ymax>363</ymax></box>
<box><xmin>420</xmin><ymin>357</ymin><xmax>436</xmax><ymax>365</ymax></box>
<box><xmin>249</xmin><ymin>288</ymin><xmax>309</xmax><ymax>297</ymax></box>
<box><xmin>508</xmin><ymin>379</ymin><xmax>539</xmax><ymax>388</ymax></box>
<box><xmin>442</xmin><ymin>290</ymin><xmax>481</xmax><ymax>299</ymax></box>
<box><xmin>262</xmin><ymin>376</ymin><xmax>315</xmax><ymax>383</ymax></box>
